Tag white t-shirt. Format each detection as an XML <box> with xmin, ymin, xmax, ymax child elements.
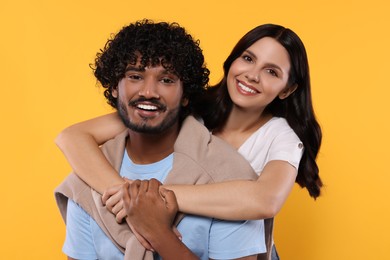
<box><xmin>238</xmin><ymin>117</ymin><xmax>304</xmax><ymax>174</ymax></box>
<box><xmin>206</xmin><ymin>117</ymin><xmax>303</xmax><ymax>259</ymax></box>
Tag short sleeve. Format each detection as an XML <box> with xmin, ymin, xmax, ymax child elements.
<box><xmin>239</xmin><ymin>117</ymin><xmax>304</xmax><ymax>173</ymax></box>
<box><xmin>62</xmin><ymin>199</ymin><xmax>98</xmax><ymax>260</ymax></box>
<box><xmin>208</xmin><ymin>219</ymin><xmax>266</xmax><ymax>259</ymax></box>
<box><xmin>268</xmin><ymin>127</ymin><xmax>304</xmax><ymax>169</ymax></box>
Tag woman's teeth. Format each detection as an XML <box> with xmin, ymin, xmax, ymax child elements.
<box><xmin>238</xmin><ymin>82</ymin><xmax>257</xmax><ymax>94</ymax></box>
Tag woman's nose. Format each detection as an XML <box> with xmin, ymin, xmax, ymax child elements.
<box><xmin>245</xmin><ymin>71</ymin><xmax>260</xmax><ymax>83</ymax></box>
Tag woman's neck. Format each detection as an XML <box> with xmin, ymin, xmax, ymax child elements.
<box><xmin>215</xmin><ymin>107</ymin><xmax>272</xmax><ymax>149</ymax></box>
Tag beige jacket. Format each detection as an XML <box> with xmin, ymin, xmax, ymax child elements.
<box><xmin>55</xmin><ymin>116</ymin><xmax>274</xmax><ymax>260</ymax></box>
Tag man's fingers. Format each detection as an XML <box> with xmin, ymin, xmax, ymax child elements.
<box><xmin>148</xmin><ymin>178</ymin><xmax>162</xmax><ymax>195</ymax></box>
<box><xmin>139</xmin><ymin>180</ymin><xmax>149</xmax><ymax>194</ymax></box>
<box><xmin>129</xmin><ymin>179</ymin><xmax>141</xmax><ymax>199</ymax></box>
<box><xmin>122</xmin><ymin>182</ymin><xmax>131</xmax><ymax>206</ymax></box>
<box><xmin>160</xmin><ymin>188</ymin><xmax>178</xmax><ymax>211</ymax></box>
<box><xmin>160</xmin><ymin>188</ymin><xmax>177</xmax><ymax>202</ymax></box>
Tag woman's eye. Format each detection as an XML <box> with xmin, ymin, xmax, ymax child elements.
<box><xmin>242</xmin><ymin>55</ymin><xmax>253</xmax><ymax>62</ymax></box>
<box><xmin>266</xmin><ymin>69</ymin><xmax>278</xmax><ymax>77</ymax></box>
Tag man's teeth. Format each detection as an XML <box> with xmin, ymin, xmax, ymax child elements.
<box><xmin>137</xmin><ymin>104</ymin><xmax>158</xmax><ymax>111</ymax></box>
<box><xmin>238</xmin><ymin>82</ymin><xmax>257</xmax><ymax>94</ymax></box>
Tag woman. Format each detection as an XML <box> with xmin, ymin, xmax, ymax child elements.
<box><xmin>56</xmin><ymin>23</ymin><xmax>322</xmax><ymax>259</ymax></box>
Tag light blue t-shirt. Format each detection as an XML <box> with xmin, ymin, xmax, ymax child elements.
<box><xmin>63</xmin><ymin>150</ymin><xmax>265</xmax><ymax>259</ymax></box>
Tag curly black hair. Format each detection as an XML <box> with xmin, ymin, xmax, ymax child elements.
<box><xmin>92</xmin><ymin>19</ymin><xmax>209</xmax><ymax>119</ymax></box>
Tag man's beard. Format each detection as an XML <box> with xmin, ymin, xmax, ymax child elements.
<box><xmin>117</xmin><ymin>98</ymin><xmax>181</xmax><ymax>134</ymax></box>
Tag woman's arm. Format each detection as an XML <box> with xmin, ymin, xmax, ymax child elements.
<box><xmin>165</xmin><ymin>160</ymin><xmax>297</xmax><ymax>220</ymax></box>
<box><xmin>55</xmin><ymin>112</ymin><xmax>126</xmax><ymax>194</ymax></box>
<box><xmin>56</xmin><ymin>113</ymin><xmax>296</xmax><ymax>220</ymax></box>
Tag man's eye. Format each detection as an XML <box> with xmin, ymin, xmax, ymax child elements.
<box><xmin>161</xmin><ymin>78</ymin><xmax>175</xmax><ymax>84</ymax></box>
<box><xmin>127</xmin><ymin>74</ymin><xmax>142</xmax><ymax>80</ymax></box>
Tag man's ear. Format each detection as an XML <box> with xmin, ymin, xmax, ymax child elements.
<box><xmin>112</xmin><ymin>86</ymin><xmax>118</xmax><ymax>98</ymax></box>
<box><xmin>279</xmin><ymin>84</ymin><xmax>298</xmax><ymax>100</ymax></box>
<box><xmin>181</xmin><ymin>97</ymin><xmax>189</xmax><ymax>107</ymax></box>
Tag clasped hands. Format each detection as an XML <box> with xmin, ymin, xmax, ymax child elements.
<box><xmin>101</xmin><ymin>178</ymin><xmax>180</xmax><ymax>251</ymax></box>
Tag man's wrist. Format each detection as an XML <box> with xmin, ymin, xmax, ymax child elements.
<box><xmin>147</xmin><ymin>227</ymin><xmax>178</xmax><ymax>251</ymax></box>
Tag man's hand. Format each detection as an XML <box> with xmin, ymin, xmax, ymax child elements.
<box><xmin>101</xmin><ymin>180</ymin><xmax>154</xmax><ymax>251</ymax></box>
<box><xmin>123</xmin><ymin>179</ymin><xmax>198</xmax><ymax>259</ymax></box>
<box><xmin>123</xmin><ymin>179</ymin><xmax>179</xmax><ymax>243</ymax></box>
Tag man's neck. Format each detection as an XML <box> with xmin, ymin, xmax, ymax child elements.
<box><xmin>126</xmin><ymin>123</ymin><xmax>180</xmax><ymax>164</ymax></box>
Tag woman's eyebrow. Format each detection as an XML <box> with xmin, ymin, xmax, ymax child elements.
<box><xmin>263</xmin><ymin>62</ymin><xmax>283</xmax><ymax>72</ymax></box>
<box><xmin>245</xmin><ymin>50</ymin><xmax>283</xmax><ymax>71</ymax></box>
<box><xmin>244</xmin><ymin>49</ymin><xmax>256</xmax><ymax>58</ymax></box>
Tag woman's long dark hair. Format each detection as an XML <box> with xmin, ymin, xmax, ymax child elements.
<box><xmin>198</xmin><ymin>24</ymin><xmax>323</xmax><ymax>198</ymax></box>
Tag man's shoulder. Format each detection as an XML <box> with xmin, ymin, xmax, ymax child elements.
<box><xmin>171</xmin><ymin>116</ymin><xmax>257</xmax><ymax>183</ymax></box>
<box><xmin>101</xmin><ymin>130</ymin><xmax>128</xmax><ymax>148</ymax></box>
<box><xmin>100</xmin><ymin>130</ymin><xmax>128</xmax><ymax>171</ymax></box>
<box><xmin>174</xmin><ymin>116</ymin><xmax>210</xmax><ymax>154</ymax></box>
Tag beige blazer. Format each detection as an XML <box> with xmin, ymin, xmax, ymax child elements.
<box><xmin>55</xmin><ymin>116</ymin><xmax>274</xmax><ymax>260</ymax></box>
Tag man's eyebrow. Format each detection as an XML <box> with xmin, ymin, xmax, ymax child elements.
<box><xmin>125</xmin><ymin>66</ymin><xmax>145</xmax><ymax>72</ymax></box>
<box><xmin>161</xmin><ymin>69</ymin><xmax>178</xmax><ymax>76</ymax></box>
<box><xmin>125</xmin><ymin>65</ymin><xmax>179</xmax><ymax>77</ymax></box>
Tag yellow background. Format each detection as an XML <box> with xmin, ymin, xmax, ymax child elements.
<box><xmin>1</xmin><ymin>0</ymin><xmax>389</xmax><ymax>259</ymax></box>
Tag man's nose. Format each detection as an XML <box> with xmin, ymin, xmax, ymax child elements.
<box><xmin>138</xmin><ymin>78</ymin><xmax>160</xmax><ymax>99</ymax></box>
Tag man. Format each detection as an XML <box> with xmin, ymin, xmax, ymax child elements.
<box><xmin>55</xmin><ymin>19</ymin><xmax>263</xmax><ymax>260</ymax></box>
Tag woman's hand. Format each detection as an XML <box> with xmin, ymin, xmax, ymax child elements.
<box><xmin>102</xmin><ymin>183</ymin><xmax>127</xmax><ymax>223</ymax></box>
<box><xmin>102</xmin><ymin>178</ymin><xmax>133</xmax><ymax>223</ymax></box>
